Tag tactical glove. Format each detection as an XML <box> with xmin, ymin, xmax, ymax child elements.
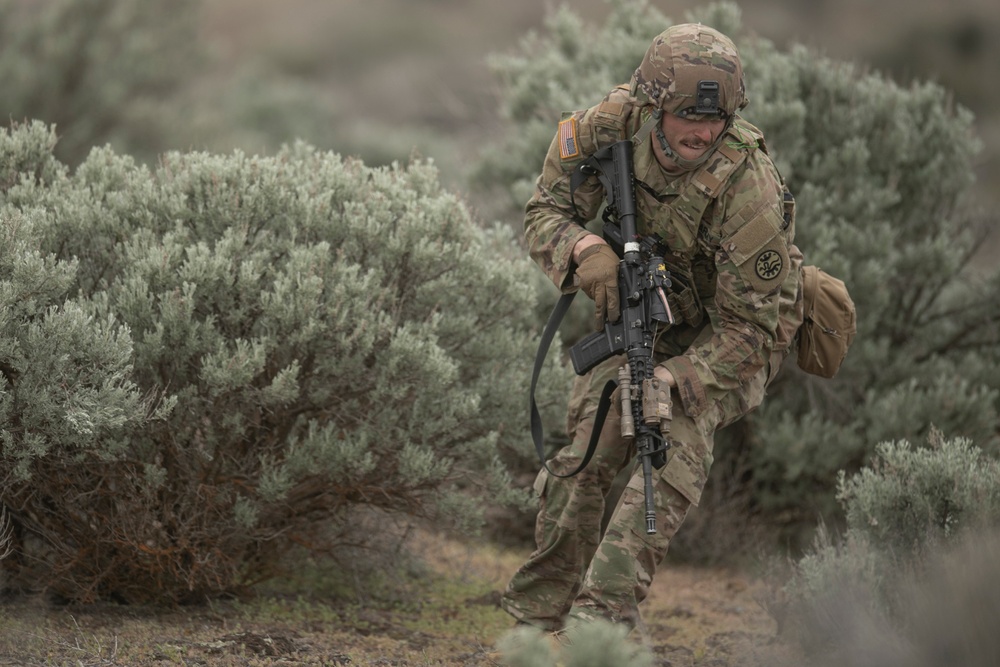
<box><xmin>575</xmin><ymin>243</ymin><xmax>620</xmax><ymax>330</ymax></box>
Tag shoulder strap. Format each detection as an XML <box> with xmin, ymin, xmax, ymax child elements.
<box><xmin>569</xmin><ymin>87</ymin><xmax>663</xmax><ymax>221</ymax></box>
<box><xmin>529</xmin><ymin>292</ymin><xmax>616</xmax><ymax>478</ymax></box>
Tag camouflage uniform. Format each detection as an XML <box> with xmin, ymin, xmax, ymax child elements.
<box><xmin>501</xmin><ymin>25</ymin><xmax>804</xmax><ymax>632</ymax></box>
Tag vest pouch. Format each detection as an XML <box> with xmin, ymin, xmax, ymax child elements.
<box><xmin>665</xmin><ymin>273</ymin><xmax>704</xmax><ymax>328</ymax></box>
<box><xmin>796</xmin><ymin>265</ymin><xmax>856</xmax><ymax>378</ymax></box>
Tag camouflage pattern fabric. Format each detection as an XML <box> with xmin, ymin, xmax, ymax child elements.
<box><xmin>629</xmin><ymin>23</ymin><xmax>746</xmax><ymax>117</ymax></box>
<box><xmin>505</xmin><ymin>78</ymin><xmax>803</xmax><ymax>630</ymax></box>
<box><xmin>524</xmin><ymin>84</ymin><xmax>803</xmax><ymax>418</ymax></box>
<box><xmin>501</xmin><ymin>351</ymin><xmax>769</xmax><ymax>630</ymax></box>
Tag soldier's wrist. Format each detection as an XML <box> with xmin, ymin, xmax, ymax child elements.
<box><xmin>654</xmin><ymin>366</ymin><xmax>677</xmax><ymax>388</ymax></box>
<box><xmin>572</xmin><ymin>234</ymin><xmax>606</xmax><ymax>263</ymax></box>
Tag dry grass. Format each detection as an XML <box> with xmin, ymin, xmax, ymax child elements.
<box><xmin>0</xmin><ymin>527</ymin><xmax>794</xmax><ymax>666</ymax></box>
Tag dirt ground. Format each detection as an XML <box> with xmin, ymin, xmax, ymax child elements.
<box><xmin>0</xmin><ymin>529</ymin><xmax>799</xmax><ymax>666</ymax></box>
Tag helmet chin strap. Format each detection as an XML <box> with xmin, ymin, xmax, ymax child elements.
<box><xmin>652</xmin><ymin>109</ymin><xmax>730</xmax><ymax>171</ymax></box>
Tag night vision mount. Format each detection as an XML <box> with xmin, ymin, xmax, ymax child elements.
<box><xmin>694</xmin><ymin>80</ymin><xmax>720</xmax><ymax>115</ymax></box>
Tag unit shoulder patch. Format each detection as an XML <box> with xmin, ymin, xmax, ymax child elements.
<box><xmin>754</xmin><ymin>249</ymin><xmax>784</xmax><ymax>281</ymax></box>
<box><xmin>724</xmin><ymin>213</ymin><xmax>789</xmax><ymax>294</ymax></box>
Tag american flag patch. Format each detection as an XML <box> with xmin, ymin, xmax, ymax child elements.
<box><xmin>558</xmin><ymin>117</ymin><xmax>579</xmax><ymax>160</ymax></box>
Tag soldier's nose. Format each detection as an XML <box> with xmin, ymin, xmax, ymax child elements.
<box><xmin>693</xmin><ymin>126</ymin><xmax>714</xmax><ymax>144</ymax></box>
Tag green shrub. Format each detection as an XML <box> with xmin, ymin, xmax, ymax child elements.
<box><xmin>0</xmin><ymin>121</ymin><xmax>568</xmax><ymax>603</ymax></box>
<box><xmin>837</xmin><ymin>431</ymin><xmax>1000</xmax><ymax>558</ymax></box>
<box><xmin>498</xmin><ymin>619</ymin><xmax>653</xmax><ymax>667</ymax></box>
<box><xmin>778</xmin><ymin>433</ymin><xmax>1000</xmax><ymax>658</ymax></box>
<box><xmin>0</xmin><ymin>0</ymin><xmax>459</xmax><ymax>179</ymax></box>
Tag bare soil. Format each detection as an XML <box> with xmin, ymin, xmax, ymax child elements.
<box><xmin>0</xmin><ymin>529</ymin><xmax>799</xmax><ymax>666</ymax></box>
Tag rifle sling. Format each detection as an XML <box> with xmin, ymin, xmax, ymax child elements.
<box><xmin>529</xmin><ymin>291</ymin><xmax>617</xmax><ymax>479</ymax></box>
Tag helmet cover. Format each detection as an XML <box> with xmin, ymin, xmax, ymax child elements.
<box><xmin>630</xmin><ymin>23</ymin><xmax>746</xmax><ymax>118</ymax></box>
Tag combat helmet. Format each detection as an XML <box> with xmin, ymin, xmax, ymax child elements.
<box><xmin>630</xmin><ymin>23</ymin><xmax>747</xmax><ymax>120</ymax></box>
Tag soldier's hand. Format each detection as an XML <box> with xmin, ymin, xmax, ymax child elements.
<box><xmin>575</xmin><ymin>243</ymin><xmax>620</xmax><ymax>330</ymax></box>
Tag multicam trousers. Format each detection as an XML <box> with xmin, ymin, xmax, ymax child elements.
<box><xmin>500</xmin><ymin>350</ymin><xmax>771</xmax><ymax>631</ymax></box>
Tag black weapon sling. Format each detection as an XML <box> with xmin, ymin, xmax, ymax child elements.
<box><xmin>528</xmin><ymin>290</ymin><xmax>617</xmax><ymax>479</ymax></box>
<box><xmin>527</xmin><ymin>145</ymin><xmax>631</xmax><ymax>479</ymax></box>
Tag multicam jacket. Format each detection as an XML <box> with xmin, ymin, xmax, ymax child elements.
<box><xmin>525</xmin><ymin>86</ymin><xmax>804</xmax><ymax>419</ymax></box>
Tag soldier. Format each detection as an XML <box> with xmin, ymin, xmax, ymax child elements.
<box><xmin>501</xmin><ymin>24</ymin><xmax>804</xmax><ymax>634</ymax></box>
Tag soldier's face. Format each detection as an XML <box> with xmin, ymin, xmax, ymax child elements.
<box><xmin>658</xmin><ymin>113</ymin><xmax>727</xmax><ymax>163</ymax></box>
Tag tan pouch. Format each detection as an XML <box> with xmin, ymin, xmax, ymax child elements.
<box><xmin>797</xmin><ymin>265</ymin><xmax>856</xmax><ymax>378</ymax></box>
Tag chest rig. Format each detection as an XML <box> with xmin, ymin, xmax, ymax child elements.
<box><xmin>570</xmin><ymin>86</ymin><xmax>761</xmax><ymax>328</ymax></box>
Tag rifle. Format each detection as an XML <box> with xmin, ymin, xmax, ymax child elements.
<box><xmin>528</xmin><ymin>140</ymin><xmax>674</xmax><ymax>535</ymax></box>
<box><xmin>570</xmin><ymin>140</ymin><xmax>674</xmax><ymax>534</ymax></box>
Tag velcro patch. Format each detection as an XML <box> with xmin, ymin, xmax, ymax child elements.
<box><xmin>724</xmin><ymin>213</ymin><xmax>789</xmax><ymax>293</ymax></box>
<box><xmin>725</xmin><ymin>215</ymin><xmax>777</xmax><ymax>266</ymax></box>
<box><xmin>558</xmin><ymin>117</ymin><xmax>580</xmax><ymax>160</ymax></box>
<box><xmin>595</xmin><ymin>100</ymin><xmax>625</xmax><ymax>123</ymax></box>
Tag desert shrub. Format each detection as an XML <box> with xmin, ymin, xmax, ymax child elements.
<box><xmin>477</xmin><ymin>0</ymin><xmax>998</xmax><ymax>550</ymax></box>
<box><xmin>498</xmin><ymin>619</ymin><xmax>653</xmax><ymax>667</ymax></box>
<box><xmin>837</xmin><ymin>432</ymin><xmax>1000</xmax><ymax>556</ymax></box>
<box><xmin>0</xmin><ymin>120</ymin><xmax>569</xmax><ymax>603</ymax></box>
<box><xmin>776</xmin><ymin>433</ymin><xmax>1000</xmax><ymax>661</ymax></box>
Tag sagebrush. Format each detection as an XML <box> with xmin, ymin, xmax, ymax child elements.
<box><xmin>0</xmin><ymin>120</ymin><xmax>569</xmax><ymax>602</ymax></box>
<box><xmin>775</xmin><ymin>433</ymin><xmax>1000</xmax><ymax>665</ymax></box>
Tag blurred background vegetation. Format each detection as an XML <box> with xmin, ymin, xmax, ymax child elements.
<box><xmin>3</xmin><ymin>0</ymin><xmax>998</xmax><ymax>216</ymax></box>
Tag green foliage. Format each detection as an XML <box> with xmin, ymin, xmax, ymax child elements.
<box><xmin>837</xmin><ymin>432</ymin><xmax>1000</xmax><ymax>557</ymax></box>
<box><xmin>498</xmin><ymin>626</ymin><xmax>559</xmax><ymax>667</ymax></box>
<box><xmin>178</xmin><ymin>62</ymin><xmax>382</xmax><ymax>168</ymax></box>
<box><xmin>498</xmin><ymin>620</ymin><xmax>653</xmax><ymax>667</ymax></box>
<box><xmin>562</xmin><ymin>619</ymin><xmax>653</xmax><ymax>667</ymax></box>
<box><xmin>0</xmin><ymin>121</ymin><xmax>566</xmax><ymax>602</ymax></box>
<box><xmin>478</xmin><ymin>0</ymin><xmax>999</xmax><ymax>545</ymax></box>
<box><xmin>0</xmin><ymin>222</ymin><xmax>148</xmax><ymax>471</ymax></box>
<box><xmin>778</xmin><ymin>434</ymin><xmax>1000</xmax><ymax>660</ymax></box>
<box><xmin>0</xmin><ymin>121</ymin><xmax>65</xmax><ymax>189</ymax></box>
<box><xmin>0</xmin><ymin>0</ymin><xmax>407</xmax><ymax>175</ymax></box>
